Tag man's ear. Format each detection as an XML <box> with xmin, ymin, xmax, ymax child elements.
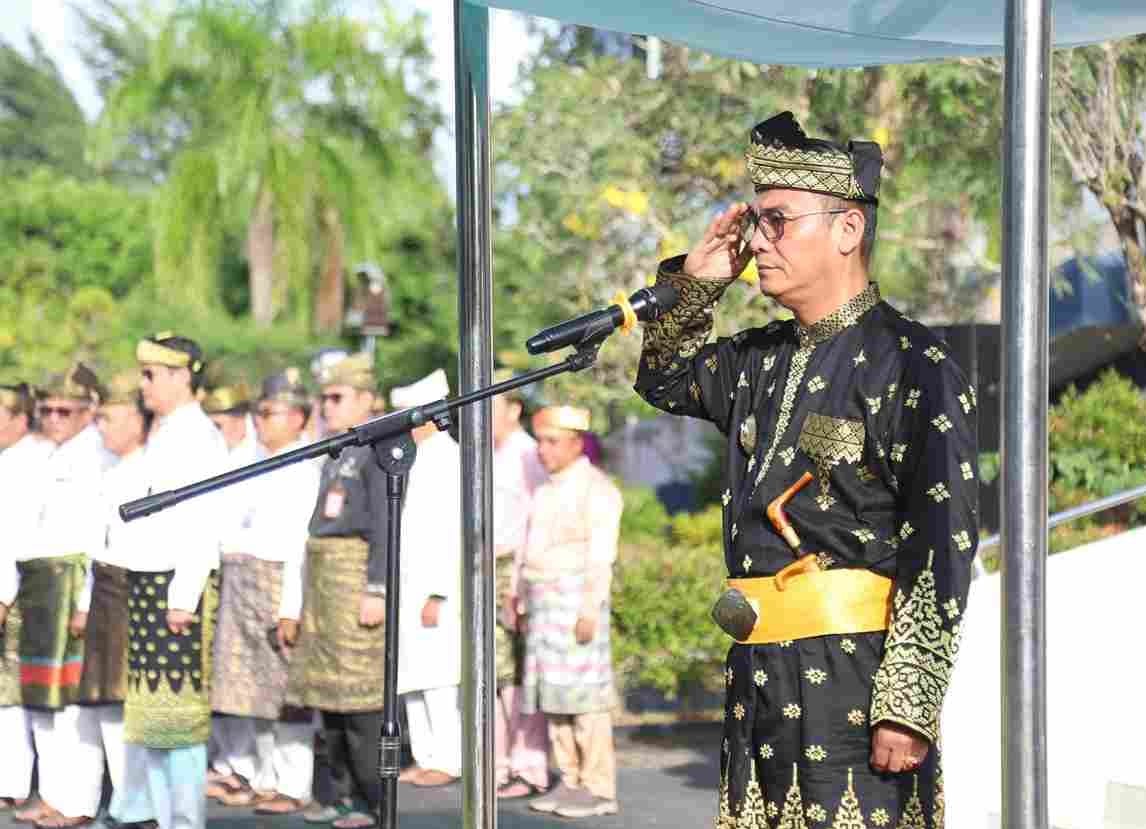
<box><xmin>836</xmin><ymin>207</ymin><xmax>866</xmax><ymax>257</ymax></box>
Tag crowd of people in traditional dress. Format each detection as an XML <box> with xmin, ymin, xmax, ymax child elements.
<box><xmin>0</xmin><ymin>332</ymin><xmax>625</xmax><ymax>829</ymax></box>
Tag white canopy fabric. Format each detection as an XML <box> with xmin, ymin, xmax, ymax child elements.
<box><xmin>475</xmin><ymin>0</ymin><xmax>1146</xmax><ymax>67</ymax></box>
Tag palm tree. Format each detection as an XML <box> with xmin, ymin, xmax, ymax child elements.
<box><xmin>89</xmin><ymin>0</ymin><xmax>443</xmax><ymax>330</ymax></box>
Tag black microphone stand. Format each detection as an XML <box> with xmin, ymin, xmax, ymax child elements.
<box><xmin>119</xmin><ymin>333</ymin><xmax>609</xmax><ymax>829</ymax></box>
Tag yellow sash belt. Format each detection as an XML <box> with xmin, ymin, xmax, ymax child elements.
<box><xmin>726</xmin><ymin>556</ymin><xmax>893</xmax><ymax>645</ymax></box>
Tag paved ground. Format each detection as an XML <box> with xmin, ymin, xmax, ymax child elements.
<box><xmin>0</xmin><ymin>723</ymin><xmax>723</xmax><ymax>829</ymax></box>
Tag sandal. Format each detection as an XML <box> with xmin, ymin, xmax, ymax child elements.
<box><xmin>497</xmin><ymin>777</ymin><xmax>546</xmax><ymax>799</ymax></box>
<box><xmin>1</xmin><ymin>798</ymin><xmax>28</xmax><ymax>811</ymax></box>
<box><xmin>332</xmin><ymin>811</ymin><xmax>377</xmax><ymax>829</ymax></box>
<box><xmin>35</xmin><ymin>815</ymin><xmax>93</xmax><ymax>829</ymax></box>
<box><xmin>255</xmin><ymin>794</ymin><xmax>311</xmax><ymax>815</ymax></box>
<box><xmin>206</xmin><ymin>774</ymin><xmax>247</xmax><ymax>803</ymax></box>
<box><xmin>13</xmin><ymin>801</ymin><xmax>51</xmax><ymax>824</ymax></box>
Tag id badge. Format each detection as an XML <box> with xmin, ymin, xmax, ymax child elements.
<box><xmin>323</xmin><ymin>488</ymin><xmax>345</xmax><ymax>518</ymax></box>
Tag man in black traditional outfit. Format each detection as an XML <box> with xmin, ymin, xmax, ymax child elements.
<box><xmin>634</xmin><ymin>112</ymin><xmax>978</xmax><ymax>828</ymax></box>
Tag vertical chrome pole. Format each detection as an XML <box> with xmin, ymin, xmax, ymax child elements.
<box><xmin>454</xmin><ymin>3</ymin><xmax>495</xmax><ymax>829</ymax></box>
<box><xmin>1001</xmin><ymin>0</ymin><xmax>1051</xmax><ymax>825</ymax></box>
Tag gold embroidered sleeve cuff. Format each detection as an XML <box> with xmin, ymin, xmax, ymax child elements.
<box><xmin>640</xmin><ymin>255</ymin><xmax>735</xmax><ymax>373</ymax></box>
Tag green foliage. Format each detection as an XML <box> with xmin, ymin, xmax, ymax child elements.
<box><xmin>0</xmin><ymin>36</ymin><xmax>88</xmax><ymax>177</ymax></box>
<box><xmin>612</xmin><ymin>493</ymin><xmax>727</xmax><ymax>697</ymax></box>
<box><xmin>1049</xmin><ymin>371</ymin><xmax>1146</xmax><ymax>508</ymax></box>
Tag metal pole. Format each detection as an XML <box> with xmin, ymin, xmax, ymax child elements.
<box><xmin>454</xmin><ymin>4</ymin><xmax>495</xmax><ymax>829</ymax></box>
<box><xmin>1000</xmin><ymin>0</ymin><xmax>1051</xmax><ymax>824</ymax></box>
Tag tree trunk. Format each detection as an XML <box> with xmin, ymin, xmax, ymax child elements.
<box><xmin>315</xmin><ymin>204</ymin><xmax>346</xmax><ymax>334</ymax></box>
<box><xmin>247</xmin><ymin>184</ymin><xmax>276</xmax><ymax>327</ymax></box>
<box><xmin>1110</xmin><ymin>207</ymin><xmax>1146</xmax><ymax>333</ymax></box>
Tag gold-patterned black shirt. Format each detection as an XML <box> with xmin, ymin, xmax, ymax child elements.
<box><xmin>634</xmin><ymin>255</ymin><xmax>978</xmax><ymax>828</ymax></box>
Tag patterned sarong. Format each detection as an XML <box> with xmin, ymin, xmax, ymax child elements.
<box><xmin>16</xmin><ymin>555</ymin><xmax>87</xmax><ymax>709</ymax></box>
<box><xmin>285</xmin><ymin>537</ymin><xmax>385</xmax><ymax>713</ymax></box>
<box><xmin>211</xmin><ymin>555</ymin><xmax>294</xmax><ymax>720</ymax></box>
<box><xmin>124</xmin><ymin>569</ymin><xmax>218</xmax><ymax>748</ymax></box>
<box><xmin>77</xmin><ymin>562</ymin><xmax>130</xmax><ymax>704</ymax></box>
<box><xmin>0</xmin><ymin>603</ymin><xmax>24</xmax><ymax>707</ymax></box>
<box><xmin>521</xmin><ymin>574</ymin><xmax>613</xmax><ymax>716</ymax></box>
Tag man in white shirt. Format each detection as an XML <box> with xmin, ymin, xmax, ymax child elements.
<box><xmin>392</xmin><ymin>370</ymin><xmax>464</xmax><ymax>789</ymax></box>
<box><xmin>209</xmin><ymin>369</ymin><xmax>319</xmax><ymax>814</ymax></box>
<box><xmin>0</xmin><ymin>381</ymin><xmax>52</xmax><ymax>813</ymax></box>
<box><xmin>7</xmin><ymin>364</ymin><xmax>113</xmax><ymax>829</ymax></box>
<box><xmin>491</xmin><ymin>379</ymin><xmax>550</xmax><ymax>799</ymax></box>
<box><xmin>202</xmin><ymin>383</ymin><xmax>258</xmax><ymax>466</ymax></box>
<box><xmin>117</xmin><ymin>334</ymin><xmax>228</xmax><ymax>829</ymax></box>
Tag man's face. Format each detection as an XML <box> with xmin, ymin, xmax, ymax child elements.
<box><xmin>0</xmin><ymin>406</ymin><xmax>28</xmax><ymax>449</ymax></box>
<box><xmin>320</xmin><ymin>384</ymin><xmax>377</xmax><ymax>431</ymax></box>
<box><xmin>492</xmin><ymin>395</ymin><xmax>522</xmax><ymax>446</ymax></box>
<box><xmin>96</xmin><ymin>403</ymin><xmax>145</xmax><ymax>457</ymax></box>
<box><xmin>254</xmin><ymin>402</ymin><xmax>305</xmax><ymax>452</ymax></box>
<box><xmin>37</xmin><ymin>396</ymin><xmax>92</xmax><ymax>446</ymax></box>
<box><xmin>208</xmin><ymin>412</ymin><xmax>248</xmax><ymax>450</ymax></box>
<box><xmin>535</xmin><ymin>430</ymin><xmax>583</xmax><ymax>474</ymax></box>
<box><xmin>139</xmin><ymin>363</ymin><xmax>190</xmax><ymax>416</ymax></box>
<box><xmin>746</xmin><ymin>189</ymin><xmax>844</xmax><ymax>307</ymax></box>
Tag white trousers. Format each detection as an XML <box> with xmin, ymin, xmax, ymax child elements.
<box><xmin>29</xmin><ymin>706</ymin><xmax>104</xmax><ymax>818</ymax></box>
<box><xmin>0</xmin><ymin>704</ymin><xmax>34</xmax><ymax>800</ymax></box>
<box><xmin>115</xmin><ymin>744</ymin><xmax>205</xmax><ymax>829</ymax></box>
<box><xmin>210</xmin><ymin>715</ymin><xmax>315</xmax><ymax>800</ymax></box>
<box><xmin>403</xmin><ymin>685</ymin><xmax>462</xmax><ymax>778</ymax></box>
<box><xmin>93</xmin><ymin>705</ymin><xmax>130</xmax><ymax>814</ymax></box>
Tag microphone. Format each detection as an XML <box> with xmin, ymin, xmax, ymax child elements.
<box><xmin>525</xmin><ymin>284</ymin><xmax>679</xmax><ymax>355</ymax></box>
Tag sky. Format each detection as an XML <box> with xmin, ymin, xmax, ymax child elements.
<box><xmin>0</xmin><ymin>1</ymin><xmax>549</xmax><ymax>191</ymax></box>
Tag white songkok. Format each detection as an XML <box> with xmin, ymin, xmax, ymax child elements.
<box><xmin>390</xmin><ymin>369</ymin><xmax>450</xmax><ymax>409</ymax></box>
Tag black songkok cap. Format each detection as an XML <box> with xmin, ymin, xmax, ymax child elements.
<box><xmin>745</xmin><ymin>111</ymin><xmax>882</xmax><ymax>204</ymax></box>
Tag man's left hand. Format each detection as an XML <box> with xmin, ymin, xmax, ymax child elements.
<box><xmin>421</xmin><ymin>597</ymin><xmax>443</xmax><ymax>628</ymax></box>
<box><xmin>870</xmin><ymin>722</ymin><xmax>930</xmax><ymax>774</ymax></box>
<box><xmin>574</xmin><ymin>615</ymin><xmax>597</xmax><ymax>644</ymax></box>
<box><xmin>167</xmin><ymin>609</ymin><xmax>197</xmax><ymax>635</ymax></box>
<box><xmin>69</xmin><ymin>611</ymin><xmax>89</xmax><ymax>639</ymax></box>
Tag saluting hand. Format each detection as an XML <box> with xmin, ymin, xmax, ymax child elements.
<box><xmin>683</xmin><ymin>203</ymin><xmax>753</xmax><ymax>281</ymax></box>
<box><xmin>69</xmin><ymin>611</ymin><xmax>88</xmax><ymax>639</ymax></box>
<box><xmin>870</xmin><ymin>722</ymin><xmax>930</xmax><ymax>774</ymax></box>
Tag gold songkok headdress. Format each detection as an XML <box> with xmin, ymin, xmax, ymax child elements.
<box><xmin>202</xmin><ymin>382</ymin><xmax>252</xmax><ymax>415</ymax></box>
<box><xmin>102</xmin><ymin>372</ymin><xmax>142</xmax><ymax>407</ymax></box>
<box><xmin>136</xmin><ymin>332</ymin><xmax>205</xmax><ymax>373</ymax></box>
<box><xmin>745</xmin><ymin>111</ymin><xmax>882</xmax><ymax>204</ymax></box>
<box><xmin>259</xmin><ymin>367</ymin><xmax>310</xmax><ymax>409</ymax></box>
<box><xmin>39</xmin><ymin>362</ymin><xmax>103</xmax><ymax>405</ymax></box>
<box><xmin>532</xmin><ymin>405</ymin><xmax>591</xmax><ymax>437</ymax></box>
<box><xmin>318</xmin><ymin>353</ymin><xmax>377</xmax><ymax>392</ymax></box>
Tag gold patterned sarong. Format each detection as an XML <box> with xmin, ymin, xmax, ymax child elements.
<box><xmin>124</xmin><ymin>569</ymin><xmax>218</xmax><ymax>748</ymax></box>
<box><xmin>0</xmin><ymin>603</ymin><xmax>23</xmax><ymax>707</ymax></box>
<box><xmin>211</xmin><ymin>555</ymin><xmax>294</xmax><ymax>720</ymax></box>
<box><xmin>285</xmin><ymin>537</ymin><xmax>385</xmax><ymax>712</ymax></box>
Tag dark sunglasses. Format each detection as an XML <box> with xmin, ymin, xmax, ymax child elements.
<box><xmin>738</xmin><ymin>206</ymin><xmax>849</xmax><ymax>244</ymax></box>
<box><xmin>38</xmin><ymin>405</ymin><xmax>80</xmax><ymax>419</ymax></box>
<box><xmin>319</xmin><ymin>392</ymin><xmax>344</xmax><ymax>406</ymax></box>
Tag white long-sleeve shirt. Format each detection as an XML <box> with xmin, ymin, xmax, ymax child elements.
<box><xmin>0</xmin><ymin>433</ymin><xmax>55</xmax><ymax>606</ymax></box>
<box><xmin>493</xmin><ymin>428</ymin><xmax>547</xmax><ymax>557</ymax></box>
<box><xmin>77</xmin><ymin>446</ymin><xmax>157</xmax><ymax>613</ymax></box>
<box><xmin>27</xmin><ymin>426</ymin><xmax>114</xmax><ymax>561</ymax></box>
<box><xmin>133</xmin><ymin>401</ymin><xmax>229</xmax><ymax>613</ymax></box>
<box><xmin>219</xmin><ymin>440</ymin><xmax>320</xmax><ymax>621</ymax></box>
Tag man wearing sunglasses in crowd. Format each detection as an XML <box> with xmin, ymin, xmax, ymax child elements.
<box><xmin>117</xmin><ymin>333</ymin><xmax>228</xmax><ymax>829</ymax></box>
<box><xmin>633</xmin><ymin>112</ymin><xmax>979</xmax><ymax>826</ymax></box>
<box><xmin>282</xmin><ymin>353</ymin><xmax>388</xmax><ymax>829</ymax></box>
<box><xmin>4</xmin><ymin>364</ymin><xmax>113</xmax><ymax>829</ymax></box>
<box><xmin>209</xmin><ymin>369</ymin><xmax>320</xmax><ymax>814</ymax></box>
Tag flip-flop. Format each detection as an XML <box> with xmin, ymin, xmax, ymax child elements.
<box><xmin>331</xmin><ymin>811</ymin><xmax>377</xmax><ymax>829</ymax></box>
<box><xmin>497</xmin><ymin>777</ymin><xmax>546</xmax><ymax>799</ymax></box>
<box><xmin>255</xmin><ymin>794</ymin><xmax>311</xmax><ymax>815</ymax></box>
